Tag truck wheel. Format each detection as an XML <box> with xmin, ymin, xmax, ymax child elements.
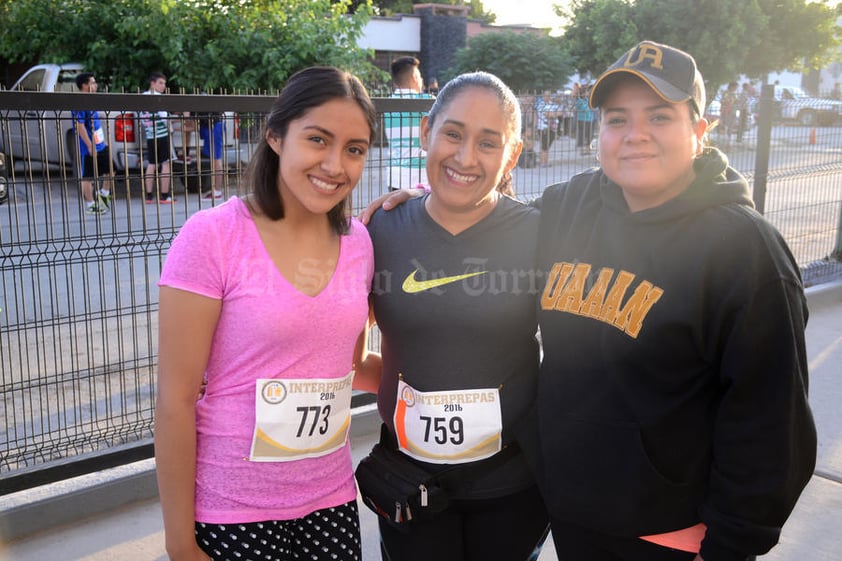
<box><xmin>798</xmin><ymin>110</ymin><xmax>817</xmax><ymax>127</ymax></box>
<box><xmin>0</xmin><ymin>151</ymin><xmax>8</xmax><ymax>205</ymax></box>
<box><xmin>817</xmin><ymin>113</ymin><xmax>836</xmax><ymax>126</ymax></box>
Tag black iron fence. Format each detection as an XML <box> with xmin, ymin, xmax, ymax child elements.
<box><xmin>1</xmin><ymin>88</ymin><xmax>841</xmax><ymax>494</ymax></box>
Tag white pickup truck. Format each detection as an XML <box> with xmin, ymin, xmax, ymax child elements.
<box><xmin>0</xmin><ymin>63</ymin><xmax>243</xmax><ymax>187</ymax></box>
<box><xmin>773</xmin><ymin>85</ymin><xmax>842</xmax><ymax>126</ymax></box>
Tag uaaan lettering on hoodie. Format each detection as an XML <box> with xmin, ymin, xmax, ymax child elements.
<box><xmin>541</xmin><ymin>262</ymin><xmax>663</xmax><ymax>338</ymax></box>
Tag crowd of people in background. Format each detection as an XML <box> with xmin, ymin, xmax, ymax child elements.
<box><xmin>717</xmin><ymin>80</ymin><xmax>759</xmax><ymax>144</ymax></box>
<box><xmin>71</xmin><ymin>70</ymin><xmax>229</xmax><ymax>217</ymax></box>
<box><xmin>518</xmin><ymin>82</ymin><xmax>598</xmax><ymax>168</ymax></box>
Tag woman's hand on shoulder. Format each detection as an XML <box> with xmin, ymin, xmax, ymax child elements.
<box><xmin>357</xmin><ymin>187</ymin><xmax>426</xmax><ymax>225</ymax></box>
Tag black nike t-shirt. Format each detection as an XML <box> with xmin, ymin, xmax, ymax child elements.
<box><xmin>367</xmin><ymin>194</ymin><xmax>543</xmax><ymax>498</ymax></box>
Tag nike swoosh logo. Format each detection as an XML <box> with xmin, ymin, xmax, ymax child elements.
<box><xmin>402</xmin><ymin>269</ymin><xmax>487</xmax><ymax>294</ymax></box>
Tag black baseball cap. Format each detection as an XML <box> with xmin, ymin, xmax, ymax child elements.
<box><xmin>589</xmin><ymin>41</ymin><xmax>705</xmax><ymax>116</ymax></box>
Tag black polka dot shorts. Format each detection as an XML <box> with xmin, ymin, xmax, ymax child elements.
<box><xmin>195</xmin><ymin>500</ymin><xmax>361</xmax><ymax>560</ymax></box>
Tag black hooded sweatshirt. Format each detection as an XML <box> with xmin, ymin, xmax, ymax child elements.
<box><xmin>525</xmin><ymin>147</ymin><xmax>816</xmax><ymax>561</ymax></box>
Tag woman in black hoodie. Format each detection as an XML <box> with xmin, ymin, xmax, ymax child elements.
<box><xmin>528</xmin><ymin>41</ymin><xmax>816</xmax><ymax>561</ymax></box>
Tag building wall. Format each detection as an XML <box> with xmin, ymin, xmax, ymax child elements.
<box><xmin>361</xmin><ymin>9</ymin><xmax>547</xmax><ymax>89</ymax></box>
<box><xmin>357</xmin><ymin>15</ymin><xmax>422</xmax><ymax>52</ymax></box>
<box><xmin>414</xmin><ymin>6</ymin><xmax>468</xmax><ymax>86</ymax></box>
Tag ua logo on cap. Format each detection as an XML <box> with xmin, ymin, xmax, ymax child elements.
<box><xmin>623</xmin><ymin>43</ymin><xmax>664</xmax><ymax>70</ymax></box>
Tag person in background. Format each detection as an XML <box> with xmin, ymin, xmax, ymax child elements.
<box><xmin>197</xmin><ymin>107</ymin><xmax>225</xmax><ymax>200</ymax></box>
<box><xmin>526</xmin><ymin>40</ymin><xmax>816</xmax><ymax>561</ymax></box>
<box><xmin>154</xmin><ymin>66</ymin><xmax>381</xmax><ymax>561</ymax></box>
<box><xmin>533</xmin><ymin>90</ymin><xmax>561</xmax><ymax>167</ymax></box>
<box><xmin>364</xmin><ymin>71</ymin><xmax>549</xmax><ymax>561</ymax></box>
<box><xmin>141</xmin><ymin>72</ymin><xmax>174</xmax><ymax>204</ymax></box>
<box><xmin>384</xmin><ymin>56</ymin><xmax>434</xmax><ymax>190</ymax></box>
<box><xmin>71</xmin><ymin>72</ymin><xmax>113</xmax><ymax>215</ymax></box>
<box><xmin>426</xmin><ymin>77</ymin><xmax>439</xmax><ymax>96</ymax></box>
<box><xmin>180</xmin><ymin>97</ymin><xmax>224</xmax><ymax>200</ymax></box>
<box><xmin>735</xmin><ymin>82</ymin><xmax>753</xmax><ymax>143</ymax></box>
<box><xmin>575</xmin><ymin>82</ymin><xmax>596</xmax><ymax>156</ymax></box>
<box><xmin>718</xmin><ymin>80</ymin><xmax>739</xmax><ymax>144</ymax></box>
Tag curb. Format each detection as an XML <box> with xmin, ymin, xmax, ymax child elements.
<box><xmin>805</xmin><ymin>279</ymin><xmax>842</xmax><ymax>311</ymax></box>
<box><xmin>0</xmin><ymin>459</ymin><xmax>160</xmax><ymax>543</ymax></box>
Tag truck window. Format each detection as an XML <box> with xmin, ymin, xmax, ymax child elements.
<box><xmin>57</xmin><ymin>70</ymin><xmax>81</xmax><ymax>92</ymax></box>
<box><xmin>17</xmin><ymin>70</ymin><xmax>46</xmax><ymax>91</ymax></box>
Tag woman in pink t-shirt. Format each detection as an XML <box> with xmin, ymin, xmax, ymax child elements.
<box><xmin>155</xmin><ymin>66</ymin><xmax>381</xmax><ymax>561</ymax></box>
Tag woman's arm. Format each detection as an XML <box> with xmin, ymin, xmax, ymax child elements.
<box><xmin>352</xmin><ymin>302</ymin><xmax>382</xmax><ymax>394</ymax></box>
<box><xmin>154</xmin><ymin>286</ymin><xmax>221</xmax><ymax>561</ymax></box>
<box><xmin>357</xmin><ymin>187</ymin><xmax>425</xmax><ymax>225</ymax></box>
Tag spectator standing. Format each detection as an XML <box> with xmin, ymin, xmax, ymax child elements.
<box><xmin>197</xmin><ymin>107</ymin><xmax>225</xmax><ymax>200</ymax></box>
<box><xmin>719</xmin><ymin>81</ymin><xmax>739</xmax><ymax>143</ymax></box>
<box><xmin>384</xmin><ymin>56</ymin><xmax>434</xmax><ymax>190</ymax></box>
<box><xmin>736</xmin><ymin>82</ymin><xmax>753</xmax><ymax>143</ymax></box>
<box><xmin>534</xmin><ymin>91</ymin><xmax>561</xmax><ymax>167</ymax></box>
<box><xmin>575</xmin><ymin>83</ymin><xmax>596</xmax><ymax>155</ymax></box>
<box><xmin>742</xmin><ymin>81</ymin><xmax>758</xmax><ymax>98</ymax></box>
<box><xmin>71</xmin><ymin>72</ymin><xmax>113</xmax><ymax>215</ymax></box>
<box><xmin>140</xmin><ymin>72</ymin><xmax>174</xmax><ymax>204</ymax></box>
<box><xmin>427</xmin><ymin>78</ymin><xmax>439</xmax><ymax>96</ymax></box>
<box><xmin>154</xmin><ymin>66</ymin><xmax>380</xmax><ymax>561</ymax></box>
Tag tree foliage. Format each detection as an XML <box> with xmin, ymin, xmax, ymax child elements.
<box><xmin>558</xmin><ymin>0</ymin><xmax>638</xmax><ymax>80</ymax></box>
<box><xmin>0</xmin><ymin>0</ymin><xmax>386</xmax><ymax>93</ymax></box>
<box><xmin>558</xmin><ymin>0</ymin><xmax>842</xmax><ymax>97</ymax></box>
<box><xmin>443</xmin><ymin>31</ymin><xmax>572</xmax><ymax>91</ymax></box>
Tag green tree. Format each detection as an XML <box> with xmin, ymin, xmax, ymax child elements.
<box><xmin>557</xmin><ymin>0</ymin><xmax>638</xmax><ymax>80</ymax></box>
<box><xmin>444</xmin><ymin>31</ymin><xmax>572</xmax><ymax>91</ymax></box>
<box><xmin>0</xmin><ymin>0</ymin><xmax>384</xmax><ymax>92</ymax></box>
<box><xmin>558</xmin><ymin>0</ymin><xmax>842</xmax><ymax>99</ymax></box>
<box><xmin>629</xmin><ymin>0</ymin><xmax>768</xmax><ymax>91</ymax></box>
<box><xmin>743</xmin><ymin>0</ymin><xmax>842</xmax><ymax>77</ymax></box>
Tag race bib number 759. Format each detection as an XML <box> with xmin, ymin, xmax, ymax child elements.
<box><xmin>393</xmin><ymin>379</ymin><xmax>502</xmax><ymax>464</ymax></box>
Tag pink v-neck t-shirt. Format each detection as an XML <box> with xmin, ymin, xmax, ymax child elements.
<box><xmin>159</xmin><ymin>197</ymin><xmax>373</xmax><ymax>523</ymax></box>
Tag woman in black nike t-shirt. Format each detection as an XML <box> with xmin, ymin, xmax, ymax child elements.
<box><xmin>363</xmin><ymin>71</ymin><xmax>549</xmax><ymax>561</ymax></box>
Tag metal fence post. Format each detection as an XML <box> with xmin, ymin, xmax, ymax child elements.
<box><xmin>751</xmin><ymin>83</ymin><xmax>774</xmax><ymax>214</ymax></box>
<box><xmin>832</xmin><ymin>201</ymin><xmax>842</xmax><ymax>260</ymax></box>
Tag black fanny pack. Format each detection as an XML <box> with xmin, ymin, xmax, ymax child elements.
<box><xmin>355</xmin><ymin>425</ymin><xmax>516</xmax><ymax>527</ymax></box>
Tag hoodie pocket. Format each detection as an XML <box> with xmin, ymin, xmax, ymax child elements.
<box><xmin>539</xmin><ymin>414</ymin><xmax>703</xmax><ymax>536</ymax></box>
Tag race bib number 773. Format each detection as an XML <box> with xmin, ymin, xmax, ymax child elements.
<box><xmin>249</xmin><ymin>372</ymin><xmax>353</xmax><ymax>462</ymax></box>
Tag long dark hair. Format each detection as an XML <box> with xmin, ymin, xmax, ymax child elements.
<box><xmin>426</xmin><ymin>71</ymin><xmax>522</xmax><ymax>197</ymax></box>
<box><xmin>245</xmin><ymin>66</ymin><xmax>376</xmax><ymax>235</ymax></box>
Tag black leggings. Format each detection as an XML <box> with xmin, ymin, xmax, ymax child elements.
<box><xmin>195</xmin><ymin>500</ymin><xmax>361</xmax><ymax>561</ymax></box>
<box><xmin>379</xmin><ymin>485</ymin><xmax>549</xmax><ymax>561</ymax></box>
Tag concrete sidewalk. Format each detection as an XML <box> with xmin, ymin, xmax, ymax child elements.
<box><xmin>1</xmin><ymin>281</ymin><xmax>840</xmax><ymax>561</ymax></box>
